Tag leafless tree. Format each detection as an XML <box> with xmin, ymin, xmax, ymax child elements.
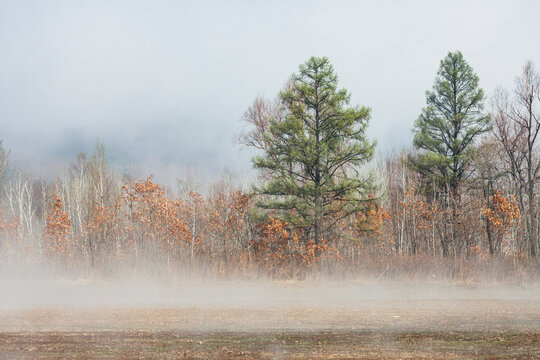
<box><xmin>237</xmin><ymin>96</ymin><xmax>283</xmax><ymax>151</ymax></box>
<box><xmin>4</xmin><ymin>173</ymin><xmax>38</xmax><ymax>253</ymax></box>
<box><xmin>473</xmin><ymin>138</ymin><xmax>507</xmax><ymax>255</ymax></box>
<box><xmin>493</xmin><ymin>61</ymin><xmax>540</xmax><ymax>256</ymax></box>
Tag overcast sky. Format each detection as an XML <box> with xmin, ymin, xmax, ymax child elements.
<box><xmin>1</xmin><ymin>0</ymin><xmax>539</xmax><ymax>187</ymax></box>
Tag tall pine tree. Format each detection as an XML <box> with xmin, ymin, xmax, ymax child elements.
<box><xmin>412</xmin><ymin>51</ymin><xmax>491</xmax><ymax>256</ymax></box>
<box><xmin>253</xmin><ymin>57</ymin><xmax>376</xmax><ymax>244</ymax></box>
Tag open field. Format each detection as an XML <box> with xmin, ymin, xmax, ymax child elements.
<box><xmin>1</xmin><ymin>329</ymin><xmax>539</xmax><ymax>359</ymax></box>
<box><xmin>0</xmin><ymin>281</ymin><xmax>539</xmax><ymax>359</ymax></box>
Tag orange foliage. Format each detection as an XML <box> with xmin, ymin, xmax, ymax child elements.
<box><xmin>120</xmin><ymin>177</ymin><xmax>190</xmax><ymax>256</ymax></box>
<box><xmin>350</xmin><ymin>197</ymin><xmax>392</xmax><ymax>253</ymax></box>
<box><xmin>254</xmin><ymin>217</ymin><xmax>337</xmax><ymax>276</ymax></box>
<box><xmin>400</xmin><ymin>186</ymin><xmax>435</xmax><ymax>231</ymax></box>
<box><xmin>0</xmin><ymin>208</ymin><xmax>21</xmax><ymax>237</ymax></box>
<box><xmin>205</xmin><ymin>190</ymin><xmax>250</xmax><ymax>260</ymax></box>
<box><xmin>84</xmin><ymin>202</ymin><xmax>119</xmax><ymax>257</ymax></box>
<box><xmin>86</xmin><ymin>204</ymin><xmax>116</xmax><ymax>237</ymax></box>
<box><xmin>43</xmin><ymin>196</ymin><xmax>72</xmax><ymax>257</ymax></box>
<box><xmin>0</xmin><ymin>209</ymin><xmax>21</xmax><ymax>256</ymax></box>
<box><xmin>482</xmin><ymin>191</ymin><xmax>520</xmax><ymax>233</ymax></box>
<box><xmin>0</xmin><ymin>208</ymin><xmax>5</xmax><ymax>233</ymax></box>
<box><xmin>356</xmin><ymin>204</ymin><xmax>391</xmax><ymax>234</ymax></box>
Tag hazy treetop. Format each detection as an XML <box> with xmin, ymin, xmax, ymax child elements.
<box><xmin>0</xmin><ymin>0</ymin><xmax>539</xmax><ymax>186</ymax></box>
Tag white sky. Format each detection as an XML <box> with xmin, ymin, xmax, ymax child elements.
<box><xmin>1</xmin><ymin>0</ymin><xmax>539</xmax><ymax>186</ymax></box>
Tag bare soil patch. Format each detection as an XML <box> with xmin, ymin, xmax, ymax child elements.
<box><xmin>0</xmin><ymin>329</ymin><xmax>539</xmax><ymax>359</ymax></box>
<box><xmin>0</xmin><ymin>283</ymin><xmax>539</xmax><ymax>358</ymax></box>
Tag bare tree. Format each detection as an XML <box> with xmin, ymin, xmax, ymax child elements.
<box><xmin>70</xmin><ymin>152</ymin><xmax>90</xmax><ymax>238</ymax></box>
<box><xmin>85</xmin><ymin>142</ymin><xmax>118</xmax><ymax>268</ymax></box>
<box><xmin>237</xmin><ymin>96</ymin><xmax>283</xmax><ymax>151</ymax></box>
<box><xmin>493</xmin><ymin>61</ymin><xmax>540</xmax><ymax>256</ymax></box>
<box><xmin>177</xmin><ymin>170</ymin><xmax>204</xmax><ymax>270</ymax></box>
<box><xmin>4</xmin><ymin>173</ymin><xmax>38</xmax><ymax>257</ymax></box>
<box><xmin>473</xmin><ymin>138</ymin><xmax>507</xmax><ymax>255</ymax></box>
<box><xmin>237</xmin><ymin>80</ymin><xmax>293</xmax><ymax>152</ymax></box>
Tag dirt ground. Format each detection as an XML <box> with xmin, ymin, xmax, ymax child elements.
<box><xmin>1</xmin><ymin>329</ymin><xmax>539</xmax><ymax>359</ymax></box>
<box><xmin>0</xmin><ymin>282</ymin><xmax>539</xmax><ymax>359</ymax></box>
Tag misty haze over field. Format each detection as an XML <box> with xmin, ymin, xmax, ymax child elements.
<box><xmin>1</xmin><ymin>0</ymin><xmax>539</xmax><ymax>186</ymax></box>
<box><xmin>1</xmin><ymin>2</ymin><xmax>540</xmax><ymax>358</ymax></box>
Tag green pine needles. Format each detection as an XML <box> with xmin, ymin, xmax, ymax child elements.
<box><xmin>413</xmin><ymin>51</ymin><xmax>491</xmax><ymax>195</ymax></box>
<box><xmin>253</xmin><ymin>56</ymin><xmax>376</xmax><ymax>244</ymax></box>
<box><xmin>412</xmin><ymin>51</ymin><xmax>491</xmax><ymax>256</ymax></box>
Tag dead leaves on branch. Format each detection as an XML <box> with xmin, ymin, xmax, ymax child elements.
<box><xmin>253</xmin><ymin>217</ymin><xmax>338</xmax><ymax>277</ymax></box>
<box><xmin>43</xmin><ymin>196</ymin><xmax>72</xmax><ymax>258</ymax></box>
<box><xmin>31</xmin><ymin>174</ymin><xmax>530</xmax><ymax>278</ymax></box>
<box><xmin>482</xmin><ymin>191</ymin><xmax>520</xmax><ymax>233</ymax></box>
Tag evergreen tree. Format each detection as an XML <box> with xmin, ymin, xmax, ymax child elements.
<box><xmin>253</xmin><ymin>57</ymin><xmax>376</xmax><ymax>244</ymax></box>
<box><xmin>412</xmin><ymin>51</ymin><xmax>491</xmax><ymax>255</ymax></box>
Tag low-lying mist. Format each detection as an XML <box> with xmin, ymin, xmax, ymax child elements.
<box><xmin>2</xmin><ymin>262</ymin><xmax>540</xmax><ymax>311</ymax></box>
<box><xmin>2</xmin><ymin>260</ymin><xmax>540</xmax><ymax>334</ymax></box>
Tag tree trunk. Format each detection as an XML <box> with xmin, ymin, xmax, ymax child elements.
<box><xmin>528</xmin><ymin>187</ymin><xmax>537</xmax><ymax>257</ymax></box>
<box><xmin>486</xmin><ymin>218</ymin><xmax>495</xmax><ymax>256</ymax></box>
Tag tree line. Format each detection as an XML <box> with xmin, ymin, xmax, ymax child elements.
<box><xmin>0</xmin><ymin>52</ymin><xmax>539</xmax><ymax>281</ymax></box>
